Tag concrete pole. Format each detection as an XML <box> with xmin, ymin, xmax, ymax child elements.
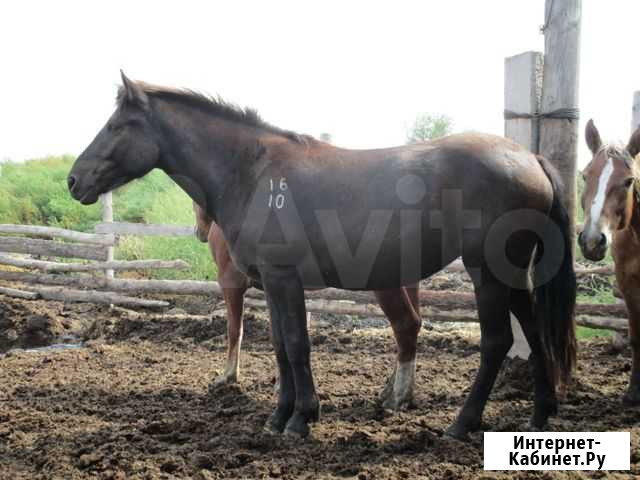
<box><xmin>632</xmin><ymin>91</ymin><xmax>640</xmax><ymax>134</ymax></box>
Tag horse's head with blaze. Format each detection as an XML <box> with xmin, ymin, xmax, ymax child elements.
<box><xmin>578</xmin><ymin>119</ymin><xmax>640</xmax><ymax>261</ymax></box>
<box><xmin>67</xmin><ymin>71</ymin><xmax>161</xmax><ymax>205</ymax></box>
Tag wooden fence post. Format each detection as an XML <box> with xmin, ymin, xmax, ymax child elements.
<box><xmin>632</xmin><ymin>91</ymin><xmax>640</xmax><ymax>133</ymax></box>
<box><xmin>101</xmin><ymin>192</ymin><xmax>114</xmax><ymax>279</ymax></box>
<box><xmin>538</xmin><ymin>0</ymin><xmax>582</xmax><ymax>248</ymax></box>
<box><xmin>504</xmin><ymin>51</ymin><xmax>544</xmax><ymax>360</ymax></box>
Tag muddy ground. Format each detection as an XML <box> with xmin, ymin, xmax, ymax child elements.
<box><xmin>0</xmin><ymin>277</ymin><xmax>639</xmax><ymax>479</ymax></box>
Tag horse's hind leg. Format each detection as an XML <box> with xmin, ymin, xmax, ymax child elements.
<box><xmin>375</xmin><ymin>287</ymin><xmax>422</xmax><ymax>410</ymax></box>
<box><xmin>446</xmin><ymin>267</ymin><xmax>512</xmax><ymax>440</ymax></box>
<box><xmin>509</xmin><ymin>288</ymin><xmax>557</xmax><ymax>428</ymax></box>
<box><xmin>405</xmin><ymin>282</ymin><xmax>431</xmax><ymax>330</ymax></box>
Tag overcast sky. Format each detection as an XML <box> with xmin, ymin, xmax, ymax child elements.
<box><xmin>1</xmin><ymin>1</ymin><xmax>638</xmax><ymax>167</ymax></box>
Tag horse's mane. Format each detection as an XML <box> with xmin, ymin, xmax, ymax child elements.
<box><xmin>117</xmin><ymin>81</ymin><xmax>308</xmax><ymax>144</ymax></box>
<box><xmin>602</xmin><ymin>144</ymin><xmax>636</xmax><ymax>168</ymax></box>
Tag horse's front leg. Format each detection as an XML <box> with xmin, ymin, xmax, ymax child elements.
<box><xmin>208</xmin><ymin>223</ymin><xmax>250</xmax><ymax>390</ymax></box>
<box><xmin>622</xmin><ymin>292</ymin><xmax>640</xmax><ymax>405</ymax></box>
<box><xmin>261</xmin><ymin>266</ymin><xmax>319</xmax><ymax>437</ymax></box>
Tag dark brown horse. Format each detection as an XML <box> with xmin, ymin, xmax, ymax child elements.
<box><xmin>578</xmin><ymin>119</ymin><xmax>640</xmax><ymax>405</ymax></box>
<box><xmin>192</xmin><ymin>200</ymin><xmax>422</xmax><ymax>406</ymax></box>
<box><xmin>68</xmin><ymin>72</ymin><xmax>576</xmax><ymax>439</ymax></box>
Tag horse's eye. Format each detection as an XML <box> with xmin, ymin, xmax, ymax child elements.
<box><xmin>624</xmin><ymin>178</ymin><xmax>634</xmax><ymax>189</ymax></box>
<box><xmin>107</xmin><ymin>122</ymin><xmax>126</xmax><ymax>133</ymax></box>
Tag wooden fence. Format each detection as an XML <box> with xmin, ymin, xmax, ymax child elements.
<box><xmin>0</xmin><ymin>219</ymin><xmax>629</xmax><ymax>333</ymax></box>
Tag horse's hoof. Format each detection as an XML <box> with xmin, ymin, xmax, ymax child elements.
<box><xmin>622</xmin><ymin>389</ymin><xmax>640</xmax><ymax>406</ymax></box>
<box><xmin>208</xmin><ymin>374</ymin><xmax>238</xmax><ymax>393</ymax></box>
<box><xmin>529</xmin><ymin>413</ymin><xmax>549</xmax><ymax>430</ymax></box>
<box><xmin>444</xmin><ymin>414</ymin><xmax>482</xmax><ymax>441</ymax></box>
<box><xmin>283</xmin><ymin>414</ymin><xmax>311</xmax><ymax>438</ymax></box>
<box><xmin>265</xmin><ymin>405</ymin><xmax>293</xmax><ymax>434</ymax></box>
<box><xmin>443</xmin><ymin>424</ymin><xmax>471</xmax><ymax>442</ymax></box>
<box><xmin>263</xmin><ymin>418</ymin><xmax>284</xmax><ymax>434</ymax></box>
<box><xmin>381</xmin><ymin>395</ymin><xmax>412</xmax><ymax>411</ymax></box>
<box><xmin>530</xmin><ymin>399</ymin><xmax>557</xmax><ymax>429</ymax></box>
<box><xmin>378</xmin><ymin>371</ymin><xmax>396</xmax><ymax>403</ymax></box>
<box><xmin>263</xmin><ymin>420</ymin><xmax>281</xmax><ymax>434</ymax></box>
<box><xmin>311</xmin><ymin>403</ymin><xmax>321</xmax><ymax>422</ymax></box>
<box><xmin>528</xmin><ymin>417</ymin><xmax>547</xmax><ymax>431</ymax></box>
<box><xmin>265</xmin><ymin>415</ymin><xmax>287</xmax><ymax>434</ymax></box>
<box><xmin>378</xmin><ymin>361</ymin><xmax>415</xmax><ymax>411</ymax></box>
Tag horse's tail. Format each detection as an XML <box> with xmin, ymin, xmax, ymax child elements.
<box><xmin>534</xmin><ymin>155</ymin><xmax>577</xmax><ymax>388</ymax></box>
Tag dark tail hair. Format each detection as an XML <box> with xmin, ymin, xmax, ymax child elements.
<box><xmin>534</xmin><ymin>155</ymin><xmax>577</xmax><ymax>388</ymax></box>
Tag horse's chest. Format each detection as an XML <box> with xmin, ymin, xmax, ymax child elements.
<box><xmin>612</xmin><ymin>233</ymin><xmax>640</xmax><ymax>287</ymax></box>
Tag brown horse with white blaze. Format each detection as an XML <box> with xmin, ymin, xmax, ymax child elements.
<box><xmin>579</xmin><ymin>119</ymin><xmax>640</xmax><ymax>405</ymax></box>
<box><xmin>192</xmin><ymin>200</ymin><xmax>423</xmax><ymax>401</ymax></box>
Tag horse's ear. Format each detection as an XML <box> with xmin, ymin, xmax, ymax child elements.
<box><xmin>627</xmin><ymin>125</ymin><xmax>640</xmax><ymax>159</ymax></box>
<box><xmin>585</xmin><ymin>119</ymin><xmax>602</xmax><ymax>155</ymax></box>
<box><xmin>120</xmin><ymin>70</ymin><xmax>148</xmax><ymax>108</ymax></box>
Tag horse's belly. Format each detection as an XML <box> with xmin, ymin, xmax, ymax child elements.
<box><xmin>296</xmin><ymin>226</ymin><xmax>452</xmax><ymax>290</ymax></box>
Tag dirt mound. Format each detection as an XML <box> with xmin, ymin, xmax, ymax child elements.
<box><xmin>0</xmin><ymin>296</ymin><xmax>102</xmax><ymax>352</ymax></box>
<box><xmin>1</xmin><ymin>294</ymin><xmax>638</xmax><ymax>478</ymax></box>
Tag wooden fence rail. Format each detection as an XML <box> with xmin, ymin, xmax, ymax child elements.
<box><xmin>0</xmin><ymin>224</ymin><xmax>116</xmax><ymax>246</ymax></box>
<box><xmin>95</xmin><ymin>221</ymin><xmax>194</xmax><ymax>237</ymax></box>
<box><xmin>0</xmin><ymin>254</ymin><xmax>188</xmax><ymax>273</ymax></box>
<box><xmin>0</xmin><ymin>267</ymin><xmax>627</xmax><ymax>318</ymax></box>
<box><xmin>30</xmin><ymin>286</ymin><xmax>169</xmax><ymax>309</ymax></box>
<box><xmin>444</xmin><ymin>258</ymin><xmax>614</xmax><ymax>277</ymax></box>
<box><xmin>0</xmin><ymin>218</ymin><xmax>627</xmax><ymax>332</ymax></box>
<box><xmin>0</xmin><ymin>236</ymin><xmax>109</xmax><ymax>261</ymax></box>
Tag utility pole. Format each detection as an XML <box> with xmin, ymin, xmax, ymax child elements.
<box><xmin>538</xmin><ymin>0</ymin><xmax>582</xmax><ymax>248</ymax></box>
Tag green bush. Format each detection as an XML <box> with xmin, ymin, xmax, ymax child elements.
<box><xmin>0</xmin><ymin>156</ymin><xmax>214</xmax><ymax>280</ymax></box>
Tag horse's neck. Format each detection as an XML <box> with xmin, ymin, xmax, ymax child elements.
<box><xmin>613</xmin><ymin>180</ymin><xmax>640</xmax><ymax>246</ymax></box>
<box><xmin>625</xmin><ymin>183</ymin><xmax>640</xmax><ymax>242</ymax></box>
<box><xmin>154</xmin><ymin>103</ymin><xmax>259</xmax><ymax>222</ymax></box>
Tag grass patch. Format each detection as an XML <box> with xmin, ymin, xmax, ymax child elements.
<box><xmin>576</xmin><ymin>275</ymin><xmax>617</xmax><ymax>305</ymax></box>
<box><xmin>0</xmin><ymin>156</ymin><xmax>214</xmax><ymax>280</ymax></box>
<box><xmin>113</xmin><ymin>181</ymin><xmax>215</xmax><ymax>280</ymax></box>
<box><xmin>116</xmin><ymin>235</ymin><xmax>215</xmax><ymax>280</ymax></box>
<box><xmin>577</xmin><ymin>326</ymin><xmax>613</xmax><ymax>340</ymax></box>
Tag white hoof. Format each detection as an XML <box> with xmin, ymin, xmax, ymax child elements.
<box><xmin>379</xmin><ymin>360</ymin><xmax>416</xmax><ymax>410</ymax></box>
<box><xmin>208</xmin><ymin>371</ymin><xmax>238</xmax><ymax>392</ymax></box>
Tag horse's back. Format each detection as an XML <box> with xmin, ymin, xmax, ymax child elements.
<box><xmin>229</xmin><ymin>132</ymin><xmax>556</xmax><ymax>290</ymax></box>
<box><xmin>423</xmin><ymin>132</ymin><xmax>553</xmax><ymax>212</ymax></box>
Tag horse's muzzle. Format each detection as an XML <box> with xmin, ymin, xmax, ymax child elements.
<box><xmin>578</xmin><ymin>230</ymin><xmax>607</xmax><ymax>261</ymax></box>
<box><xmin>194</xmin><ymin>226</ymin><xmax>209</xmax><ymax>243</ymax></box>
<box><xmin>67</xmin><ymin>176</ymin><xmax>97</xmax><ymax>205</ymax></box>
